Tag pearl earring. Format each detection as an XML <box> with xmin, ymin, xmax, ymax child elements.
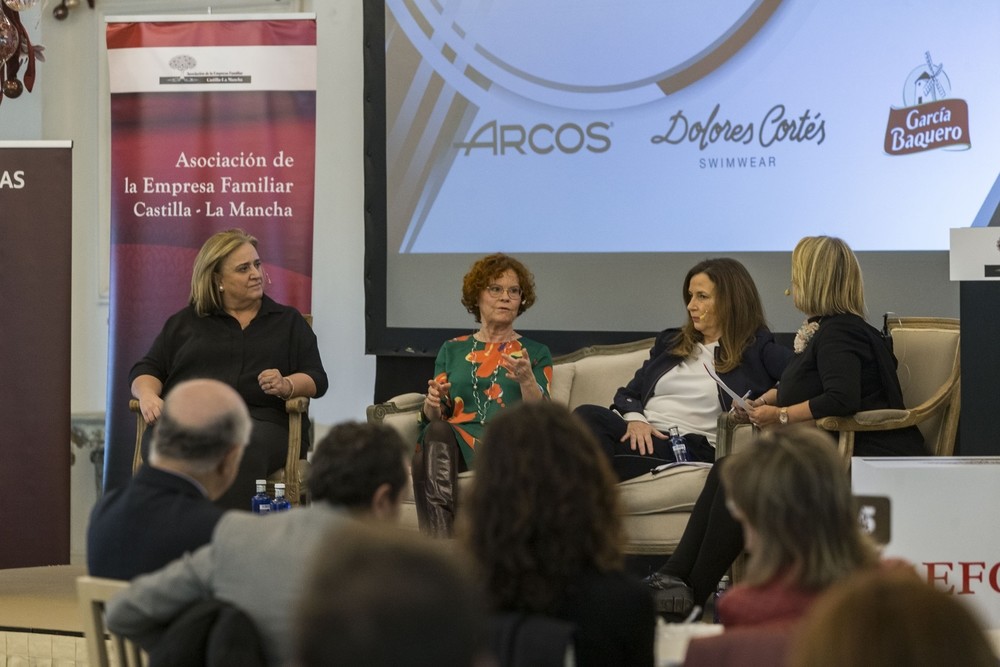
<box><xmin>218</xmin><ymin>284</ymin><xmax>224</xmax><ymax>291</ymax></box>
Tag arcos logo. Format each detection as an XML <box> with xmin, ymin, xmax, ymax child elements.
<box><xmin>454</xmin><ymin>120</ymin><xmax>612</xmax><ymax>156</ymax></box>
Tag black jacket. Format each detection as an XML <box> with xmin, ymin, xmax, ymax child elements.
<box><xmin>87</xmin><ymin>465</ymin><xmax>224</xmax><ymax>580</ymax></box>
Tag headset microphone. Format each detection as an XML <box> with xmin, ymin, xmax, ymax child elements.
<box><xmin>784</xmin><ymin>288</ymin><xmax>791</xmax><ymax>296</ymax></box>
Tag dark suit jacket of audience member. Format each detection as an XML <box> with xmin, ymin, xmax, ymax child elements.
<box><xmin>87</xmin><ymin>465</ymin><xmax>225</xmax><ymax>580</ymax></box>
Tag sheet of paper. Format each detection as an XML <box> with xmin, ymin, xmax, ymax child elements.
<box><xmin>703</xmin><ymin>363</ymin><xmax>750</xmax><ymax>410</ymax></box>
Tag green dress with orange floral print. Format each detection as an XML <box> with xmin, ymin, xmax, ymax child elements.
<box><xmin>419</xmin><ymin>334</ymin><xmax>553</xmax><ymax>469</ymax></box>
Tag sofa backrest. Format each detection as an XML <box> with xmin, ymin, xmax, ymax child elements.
<box><xmin>550</xmin><ymin>338</ymin><xmax>654</xmax><ymax>410</ymax></box>
<box><xmin>366</xmin><ymin>338</ymin><xmax>656</xmax><ymax>448</ymax></box>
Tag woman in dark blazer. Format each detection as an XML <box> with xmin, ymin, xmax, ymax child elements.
<box><xmin>576</xmin><ymin>257</ymin><xmax>791</xmax><ymax>479</ymax></box>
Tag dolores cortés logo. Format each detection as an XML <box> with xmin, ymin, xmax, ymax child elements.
<box><xmin>158</xmin><ymin>54</ymin><xmax>251</xmax><ymax>85</ymax></box>
<box><xmin>884</xmin><ymin>51</ymin><xmax>970</xmax><ymax>156</ymax></box>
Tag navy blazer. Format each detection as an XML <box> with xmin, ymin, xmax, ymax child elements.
<box><xmin>612</xmin><ymin>327</ymin><xmax>791</xmax><ymax>416</ymax></box>
<box><xmin>87</xmin><ymin>465</ymin><xmax>225</xmax><ymax>580</ymax></box>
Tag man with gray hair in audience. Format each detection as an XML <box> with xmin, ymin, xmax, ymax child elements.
<box><xmin>87</xmin><ymin>378</ymin><xmax>251</xmax><ymax>580</ymax></box>
<box><xmin>106</xmin><ymin>421</ymin><xmax>410</xmax><ymax>667</ymax></box>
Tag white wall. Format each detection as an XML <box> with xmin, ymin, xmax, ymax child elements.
<box><xmin>1</xmin><ymin>1</ymin><xmax>371</xmax><ymax>561</ymax></box>
<box><xmin>16</xmin><ymin>0</ymin><xmax>373</xmax><ymax>426</ymax></box>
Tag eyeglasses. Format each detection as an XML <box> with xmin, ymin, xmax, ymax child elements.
<box><xmin>485</xmin><ymin>284</ymin><xmax>523</xmax><ymax>299</ymax></box>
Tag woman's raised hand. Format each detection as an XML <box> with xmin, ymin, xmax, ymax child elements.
<box><xmin>424</xmin><ymin>377</ymin><xmax>451</xmax><ymax>421</ymax></box>
<box><xmin>500</xmin><ymin>347</ymin><xmax>533</xmax><ymax>385</ymax></box>
<box><xmin>620</xmin><ymin>421</ymin><xmax>667</xmax><ymax>456</ymax></box>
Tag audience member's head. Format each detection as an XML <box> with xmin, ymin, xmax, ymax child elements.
<box><xmin>464</xmin><ymin>401</ymin><xmax>624</xmax><ymax>612</ymax></box>
<box><xmin>149</xmin><ymin>378</ymin><xmax>251</xmax><ymax>500</ymax></box>
<box><xmin>295</xmin><ymin>522</ymin><xmax>488</xmax><ymax>667</ymax></box>
<box><xmin>307</xmin><ymin>421</ymin><xmax>409</xmax><ymax>517</ymax></box>
<box><xmin>720</xmin><ymin>426</ymin><xmax>878</xmax><ymax>590</ymax></box>
<box><xmin>789</xmin><ymin>569</ymin><xmax>996</xmax><ymax>667</ymax></box>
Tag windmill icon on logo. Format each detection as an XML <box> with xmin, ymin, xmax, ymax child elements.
<box><xmin>916</xmin><ymin>51</ymin><xmax>946</xmax><ymax>103</ymax></box>
<box><xmin>906</xmin><ymin>51</ymin><xmax>951</xmax><ymax>107</ymax></box>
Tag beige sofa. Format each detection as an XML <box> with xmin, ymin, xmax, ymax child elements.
<box><xmin>367</xmin><ymin>338</ymin><xmax>745</xmax><ymax>555</ymax></box>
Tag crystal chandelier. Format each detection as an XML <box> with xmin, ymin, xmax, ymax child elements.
<box><xmin>0</xmin><ymin>0</ymin><xmax>43</xmax><ymax>104</ymax></box>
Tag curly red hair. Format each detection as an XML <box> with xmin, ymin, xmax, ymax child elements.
<box><xmin>461</xmin><ymin>253</ymin><xmax>537</xmax><ymax>323</ymax></box>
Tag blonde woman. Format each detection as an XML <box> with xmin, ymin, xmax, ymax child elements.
<box><xmin>130</xmin><ymin>228</ymin><xmax>327</xmax><ymax>509</ymax></box>
<box><xmin>682</xmin><ymin>427</ymin><xmax>882</xmax><ymax>666</ymax></box>
<box><xmin>745</xmin><ymin>235</ymin><xmax>924</xmax><ymax>456</ymax></box>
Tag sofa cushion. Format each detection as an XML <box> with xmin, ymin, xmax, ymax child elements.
<box><xmin>563</xmin><ymin>347</ymin><xmax>649</xmax><ymax>410</ymax></box>
<box><xmin>617</xmin><ymin>465</ymin><xmax>711</xmax><ymax>514</ymax></box>
<box><xmin>622</xmin><ymin>512</ymin><xmax>694</xmax><ymax>555</ymax></box>
<box><xmin>549</xmin><ymin>364</ymin><xmax>576</xmax><ymax>405</ymax></box>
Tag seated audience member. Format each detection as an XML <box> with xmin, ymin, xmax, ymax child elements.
<box><xmin>575</xmin><ymin>257</ymin><xmax>790</xmax><ymax>480</ymax></box>
<box><xmin>106</xmin><ymin>421</ymin><xmax>409</xmax><ymax>667</ymax></box>
<box><xmin>463</xmin><ymin>402</ymin><xmax>656</xmax><ymax>667</ymax></box>
<box><xmin>87</xmin><ymin>378</ymin><xmax>250</xmax><ymax>580</ymax></box>
<box><xmin>296</xmin><ymin>522</ymin><xmax>490</xmax><ymax>667</ymax></box>
<box><xmin>682</xmin><ymin>427</ymin><xmax>880</xmax><ymax>667</ymax></box>
<box><xmin>647</xmin><ymin>236</ymin><xmax>924</xmax><ymax>615</ymax></box>
<box><xmin>789</xmin><ymin>570</ymin><xmax>996</xmax><ymax>667</ymax></box>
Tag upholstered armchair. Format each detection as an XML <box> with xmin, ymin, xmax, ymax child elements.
<box><xmin>814</xmin><ymin>316</ymin><xmax>961</xmax><ymax>465</ymax></box>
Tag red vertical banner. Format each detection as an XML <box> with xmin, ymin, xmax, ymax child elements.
<box><xmin>0</xmin><ymin>141</ymin><xmax>72</xmax><ymax>567</ymax></box>
<box><xmin>104</xmin><ymin>16</ymin><xmax>317</xmax><ymax>491</ymax></box>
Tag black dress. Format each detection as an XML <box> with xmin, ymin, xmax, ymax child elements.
<box><xmin>778</xmin><ymin>313</ymin><xmax>925</xmax><ymax>456</ymax></box>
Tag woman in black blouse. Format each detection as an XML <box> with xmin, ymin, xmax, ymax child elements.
<box><xmin>743</xmin><ymin>236</ymin><xmax>924</xmax><ymax>454</ymax></box>
<box><xmin>130</xmin><ymin>229</ymin><xmax>328</xmax><ymax>509</ymax></box>
<box><xmin>646</xmin><ymin>236</ymin><xmax>923</xmax><ymax>618</ymax></box>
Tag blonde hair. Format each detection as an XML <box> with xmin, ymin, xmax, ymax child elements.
<box><xmin>720</xmin><ymin>426</ymin><xmax>877</xmax><ymax>589</ymax></box>
<box><xmin>791</xmin><ymin>236</ymin><xmax>865</xmax><ymax>317</ymax></box>
<box><xmin>790</xmin><ymin>570</ymin><xmax>996</xmax><ymax>667</ymax></box>
<box><xmin>190</xmin><ymin>229</ymin><xmax>258</xmax><ymax>316</ymax></box>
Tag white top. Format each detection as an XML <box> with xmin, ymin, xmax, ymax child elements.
<box><xmin>624</xmin><ymin>342</ymin><xmax>720</xmax><ymax>445</ymax></box>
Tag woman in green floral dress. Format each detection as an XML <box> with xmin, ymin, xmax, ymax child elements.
<box><xmin>413</xmin><ymin>253</ymin><xmax>552</xmax><ymax>537</ymax></box>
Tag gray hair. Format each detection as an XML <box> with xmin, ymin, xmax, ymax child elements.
<box><xmin>151</xmin><ymin>383</ymin><xmax>252</xmax><ymax>473</ymax></box>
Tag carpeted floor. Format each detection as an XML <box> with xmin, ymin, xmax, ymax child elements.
<box><xmin>0</xmin><ymin>564</ymin><xmax>86</xmax><ymax>634</ymax></box>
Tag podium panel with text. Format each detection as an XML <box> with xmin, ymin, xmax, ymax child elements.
<box><xmin>853</xmin><ymin>457</ymin><xmax>1000</xmax><ymax>627</ymax></box>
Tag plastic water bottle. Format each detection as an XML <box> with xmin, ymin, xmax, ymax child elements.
<box><xmin>670</xmin><ymin>426</ymin><xmax>689</xmax><ymax>462</ymax></box>
<box><xmin>251</xmin><ymin>479</ymin><xmax>272</xmax><ymax>514</ymax></box>
<box><xmin>713</xmin><ymin>575</ymin><xmax>731</xmax><ymax>623</ymax></box>
<box><xmin>271</xmin><ymin>483</ymin><xmax>292</xmax><ymax>512</ymax></box>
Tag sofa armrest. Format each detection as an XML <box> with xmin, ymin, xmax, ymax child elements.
<box><xmin>367</xmin><ymin>392</ymin><xmax>425</xmax><ymax>454</ymax></box>
<box><xmin>715</xmin><ymin>412</ymin><xmax>758</xmax><ymax>459</ymax></box>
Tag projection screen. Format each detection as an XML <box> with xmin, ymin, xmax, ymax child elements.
<box><xmin>364</xmin><ymin>0</ymin><xmax>999</xmax><ymax>355</ymax></box>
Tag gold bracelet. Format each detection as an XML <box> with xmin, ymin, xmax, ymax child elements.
<box><xmin>282</xmin><ymin>376</ymin><xmax>295</xmax><ymax>400</ymax></box>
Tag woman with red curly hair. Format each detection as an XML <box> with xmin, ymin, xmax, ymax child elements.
<box><xmin>413</xmin><ymin>253</ymin><xmax>552</xmax><ymax>537</ymax></box>
<box><xmin>464</xmin><ymin>401</ymin><xmax>655</xmax><ymax>667</ymax></box>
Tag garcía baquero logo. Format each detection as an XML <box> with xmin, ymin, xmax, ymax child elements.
<box><xmin>884</xmin><ymin>51</ymin><xmax>970</xmax><ymax>156</ymax></box>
